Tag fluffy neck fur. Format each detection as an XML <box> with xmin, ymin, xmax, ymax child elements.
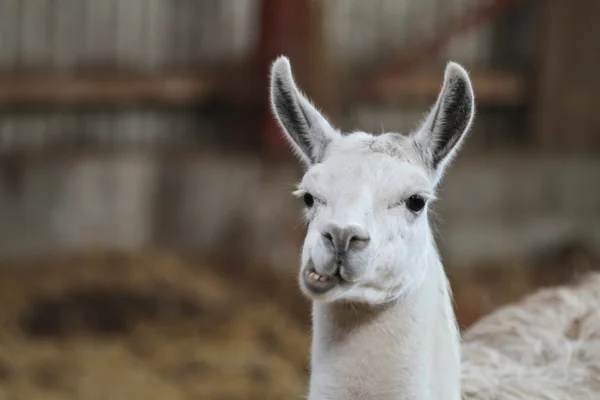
<box><xmin>308</xmin><ymin>243</ymin><xmax>461</xmax><ymax>400</ymax></box>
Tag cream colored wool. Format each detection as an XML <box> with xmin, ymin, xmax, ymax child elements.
<box><xmin>462</xmin><ymin>273</ymin><xmax>600</xmax><ymax>399</ymax></box>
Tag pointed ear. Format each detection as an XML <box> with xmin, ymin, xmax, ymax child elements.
<box><xmin>269</xmin><ymin>56</ymin><xmax>340</xmax><ymax>165</ymax></box>
<box><xmin>412</xmin><ymin>62</ymin><xmax>475</xmax><ymax>185</ymax></box>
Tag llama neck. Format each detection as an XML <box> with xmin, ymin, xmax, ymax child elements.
<box><xmin>308</xmin><ymin>251</ymin><xmax>461</xmax><ymax>400</ymax></box>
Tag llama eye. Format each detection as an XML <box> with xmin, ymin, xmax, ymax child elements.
<box><xmin>303</xmin><ymin>193</ymin><xmax>315</xmax><ymax>207</ymax></box>
<box><xmin>406</xmin><ymin>195</ymin><xmax>426</xmax><ymax>213</ymax></box>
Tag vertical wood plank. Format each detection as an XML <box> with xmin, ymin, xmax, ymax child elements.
<box><xmin>532</xmin><ymin>0</ymin><xmax>600</xmax><ymax>153</ymax></box>
<box><xmin>0</xmin><ymin>0</ymin><xmax>21</xmax><ymax>70</ymax></box>
<box><xmin>20</xmin><ymin>0</ymin><xmax>52</xmax><ymax>70</ymax></box>
<box><xmin>53</xmin><ymin>0</ymin><xmax>86</xmax><ymax>72</ymax></box>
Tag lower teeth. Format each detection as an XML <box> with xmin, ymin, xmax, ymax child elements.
<box><xmin>307</xmin><ymin>270</ymin><xmax>330</xmax><ymax>282</ymax></box>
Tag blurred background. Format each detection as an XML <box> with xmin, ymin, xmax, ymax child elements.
<box><xmin>0</xmin><ymin>0</ymin><xmax>598</xmax><ymax>398</ymax></box>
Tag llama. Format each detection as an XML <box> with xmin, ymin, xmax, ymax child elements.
<box><xmin>269</xmin><ymin>56</ymin><xmax>600</xmax><ymax>400</ymax></box>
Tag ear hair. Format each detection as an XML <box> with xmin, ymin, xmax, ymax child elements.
<box><xmin>269</xmin><ymin>56</ymin><xmax>340</xmax><ymax>165</ymax></box>
<box><xmin>412</xmin><ymin>62</ymin><xmax>475</xmax><ymax>185</ymax></box>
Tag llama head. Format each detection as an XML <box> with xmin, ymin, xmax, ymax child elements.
<box><xmin>270</xmin><ymin>56</ymin><xmax>474</xmax><ymax>304</ymax></box>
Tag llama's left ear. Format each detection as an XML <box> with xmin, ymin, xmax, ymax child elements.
<box><xmin>270</xmin><ymin>56</ymin><xmax>340</xmax><ymax>166</ymax></box>
<box><xmin>412</xmin><ymin>62</ymin><xmax>475</xmax><ymax>185</ymax></box>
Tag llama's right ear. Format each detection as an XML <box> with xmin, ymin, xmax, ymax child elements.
<box><xmin>270</xmin><ymin>56</ymin><xmax>339</xmax><ymax>165</ymax></box>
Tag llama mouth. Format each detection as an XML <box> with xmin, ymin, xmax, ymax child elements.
<box><xmin>301</xmin><ymin>266</ymin><xmax>341</xmax><ymax>294</ymax></box>
<box><xmin>306</xmin><ymin>268</ymin><xmax>333</xmax><ymax>283</ymax></box>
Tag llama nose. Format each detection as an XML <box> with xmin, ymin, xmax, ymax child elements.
<box><xmin>322</xmin><ymin>222</ymin><xmax>370</xmax><ymax>253</ymax></box>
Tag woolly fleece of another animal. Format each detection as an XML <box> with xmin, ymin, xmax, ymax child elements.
<box><xmin>461</xmin><ymin>272</ymin><xmax>600</xmax><ymax>400</ymax></box>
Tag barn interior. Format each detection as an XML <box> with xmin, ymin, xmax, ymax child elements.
<box><xmin>0</xmin><ymin>1</ymin><xmax>599</xmax><ymax>399</ymax></box>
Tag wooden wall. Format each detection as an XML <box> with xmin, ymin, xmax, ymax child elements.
<box><xmin>0</xmin><ymin>0</ymin><xmax>532</xmax><ymax>153</ymax></box>
<box><xmin>0</xmin><ymin>0</ymin><xmax>597</xmax><ymax>263</ymax></box>
<box><xmin>533</xmin><ymin>0</ymin><xmax>600</xmax><ymax>153</ymax></box>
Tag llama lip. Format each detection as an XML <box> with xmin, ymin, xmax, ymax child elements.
<box><xmin>302</xmin><ymin>267</ymin><xmax>340</xmax><ymax>294</ymax></box>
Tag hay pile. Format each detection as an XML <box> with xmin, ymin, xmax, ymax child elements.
<box><xmin>0</xmin><ymin>251</ymin><xmax>311</xmax><ymax>400</ymax></box>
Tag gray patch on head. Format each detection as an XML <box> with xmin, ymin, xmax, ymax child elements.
<box><xmin>369</xmin><ymin>133</ymin><xmax>422</xmax><ymax>165</ymax></box>
<box><xmin>411</xmin><ymin>137</ymin><xmax>433</xmax><ymax>171</ymax></box>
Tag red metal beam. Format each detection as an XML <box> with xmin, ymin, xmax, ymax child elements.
<box><xmin>257</xmin><ymin>0</ymin><xmax>312</xmax><ymax>154</ymax></box>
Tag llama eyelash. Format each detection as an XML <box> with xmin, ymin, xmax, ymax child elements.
<box><xmin>387</xmin><ymin>193</ymin><xmax>437</xmax><ymax>210</ymax></box>
<box><xmin>292</xmin><ymin>189</ymin><xmax>327</xmax><ymax>206</ymax></box>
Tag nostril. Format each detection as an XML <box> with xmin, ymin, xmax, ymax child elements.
<box><xmin>349</xmin><ymin>234</ymin><xmax>370</xmax><ymax>248</ymax></box>
<box><xmin>322</xmin><ymin>232</ymin><xmax>334</xmax><ymax>243</ymax></box>
<box><xmin>349</xmin><ymin>234</ymin><xmax>370</xmax><ymax>243</ymax></box>
<box><xmin>322</xmin><ymin>223</ymin><xmax>370</xmax><ymax>252</ymax></box>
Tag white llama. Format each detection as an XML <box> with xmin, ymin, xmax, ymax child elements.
<box><xmin>269</xmin><ymin>56</ymin><xmax>600</xmax><ymax>400</ymax></box>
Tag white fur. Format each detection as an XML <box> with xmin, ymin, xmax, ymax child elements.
<box><xmin>270</xmin><ymin>56</ymin><xmax>473</xmax><ymax>399</ymax></box>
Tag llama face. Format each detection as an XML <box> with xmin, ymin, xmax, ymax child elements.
<box><xmin>293</xmin><ymin>134</ymin><xmax>437</xmax><ymax>304</ymax></box>
<box><xmin>270</xmin><ymin>57</ymin><xmax>474</xmax><ymax>304</ymax></box>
